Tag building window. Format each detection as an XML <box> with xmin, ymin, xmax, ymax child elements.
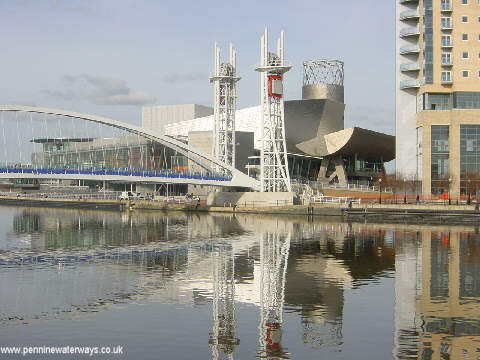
<box><xmin>441</xmin><ymin>17</ymin><xmax>452</xmax><ymax>28</ymax></box>
<box><xmin>462</xmin><ymin>15</ymin><xmax>469</xmax><ymax>22</ymax></box>
<box><xmin>462</xmin><ymin>33</ymin><xmax>469</xmax><ymax>41</ymax></box>
<box><xmin>424</xmin><ymin>0</ymin><xmax>433</xmax><ymax>84</ymax></box>
<box><xmin>442</xmin><ymin>71</ymin><xmax>452</xmax><ymax>82</ymax></box>
<box><xmin>442</xmin><ymin>0</ymin><xmax>452</xmax><ymax>10</ymax></box>
<box><xmin>442</xmin><ymin>52</ymin><xmax>452</xmax><ymax>64</ymax></box>
<box><xmin>431</xmin><ymin>125</ymin><xmax>449</xmax><ymax>194</ymax></box>
<box><xmin>460</xmin><ymin>125</ymin><xmax>480</xmax><ymax>194</ymax></box>
<box><xmin>425</xmin><ymin>93</ymin><xmax>452</xmax><ymax>110</ymax></box>
<box><xmin>463</xmin><ymin>70</ymin><xmax>470</xmax><ymax>77</ymax></box>
<box><xmin>463</xmin><ymin>51</ymin><xmax>469</xmax><ymax>59</ymax></box>
<box><xmin>441</xmin><ymin>35</ymin><xmax>452</xmax><ymax>46</ymax></box>
<box><xmin>478</xmin><ymin>71</ymin><xmax>480</xmax><ymax>77</ymax></box>
<box><xmin>462</xmin><ymin>0</ymin><xmax>468</xmax><ymax>4</ymax></box>
<box><xmin>453</xmin><ymin>92</ymin><xmax>480</xmax><ymax>108</ymax></box>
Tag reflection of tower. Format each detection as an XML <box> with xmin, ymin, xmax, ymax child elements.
<box><xmin>210</xmin><ymin>42</ymin><xmax>240</xmax><ymax>172</ymax></box>
<box><xmin>258</xmin><ymin>232</ymin><xmax>291</xmax><ymax>359</ymax></box>
<box><xmin>255</xmin><ymin>28</ymin><xmax>292</xmax><ymax>193</ymax></box>
<box><xmin>209</xmin><ymin>244</ymin><xmax>239</xmax><ymax>360</ymax></box>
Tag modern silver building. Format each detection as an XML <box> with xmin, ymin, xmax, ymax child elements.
<box><xmin>145</xmin><ymin>60</ymin><xmax>395</xmax><ymax>186</ymax></box>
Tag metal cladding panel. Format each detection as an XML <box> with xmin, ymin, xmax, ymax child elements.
<box><xmin>142</xmin><ymin>104</ymin><xmax>213</xmax><ymax>135</ymax></box>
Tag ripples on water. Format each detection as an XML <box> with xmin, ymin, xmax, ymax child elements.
<box><xmin>0</xmin><ymin>206</ymin><xmax>478</xmax><ymax>359</ymax></box>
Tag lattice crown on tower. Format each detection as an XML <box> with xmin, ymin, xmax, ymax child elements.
<box><xmin>303</xmin><ymin>60</ymin><xmax>344</xmax><ymax>86</ymax></box>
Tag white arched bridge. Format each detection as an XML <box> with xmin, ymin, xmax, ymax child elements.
<box><xmin>0</xmin><ymin>105</ymin><xmax>259</xmax><ymax>190</ymax></box>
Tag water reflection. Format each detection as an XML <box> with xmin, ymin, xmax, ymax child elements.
<box><xmin>0</xmin><ymin>207</ymin><xmax>478</xmax><ymax>359</ymax></box>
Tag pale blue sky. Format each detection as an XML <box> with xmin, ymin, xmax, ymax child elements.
<box><xmin>1</xmin><ymin>0</ymin><xmax>395</xmax><ymax>135</ymax></box>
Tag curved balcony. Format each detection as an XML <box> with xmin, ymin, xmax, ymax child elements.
<box><xmin>400</xmin><ymin>79</ymin><xmax>420</xmax><ymax>89</ymax></box>
<box><xmin>400</xmin><ymin>9</ymin><xmax>420</xmax><ymax>21</ymax></box>
<box><xmin>400</xmin><ymin>44</ymin><xmax>421</xmax><ymax>55</ymax></box>
<box><xmin>400</xmin><ymin>62</ymin><xmax>420</xmax><ymax>72</ymax></box>
<box><xmin>400</xmin><ymin>27</ymin><xmax>420</xmax><ymax>38</ymax></box>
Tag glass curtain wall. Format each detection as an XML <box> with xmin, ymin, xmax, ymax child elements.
<box><xmin>460</xmin><ymin>125</ymin><xmax>480</xmax><ymax>195</ymax></box>
<box><xmin>431</xmin><ymin>125</ymin><xmax>449</xmax><ymax>194</ymax></box>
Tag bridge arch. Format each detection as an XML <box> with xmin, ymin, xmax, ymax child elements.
<box><xmin>0</xmin><ymin>105</ymin><xmax>259</xmax><ymax>190</ymax></box>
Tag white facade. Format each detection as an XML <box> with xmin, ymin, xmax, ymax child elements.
<box><xmin>395</xmin><ymin>1</ymin><xmax>420</xmax><ymax>178</ymax></box>
<box><xmin>142</xmin><ymin>104</ymin><xmax>213</xmax><ymax>135</ymax></box>
<box><xmin>164</xmin><ymin>106</ymin><xmax>263</xmax><ymax>149</ymax></box>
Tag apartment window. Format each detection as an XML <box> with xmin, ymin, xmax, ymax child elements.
<box><xmin>478</xmin><ymin>52</ymin><xmax>480</xmax><ymax>58</ymax></box>
<box><xmin>478</xmin><ymin>16</ymin><xmax>480</xmax><ymax>22</ymax></box>
<box><xmin>431</xmin><ymin>125</ymin><xmax>450</xmax><ymax>195</ymax></box>
<box><xmin>463</xmin><ymin>33</ymin><xmax>469</xmax><ymax>41</ymax></box>
<box><xmin>442</xmin><ymin>71</ymin><xmax>452</xmax><ymax>82</ymax></box>
<box><xmin>442</xmin><ymin>0</ymin><xmax>452</xmax><ymax>10</ymax></box>
<box><xmin>425</xmin><ymin>93</ymin><xmax>452</xmax><ymax>110</ymax></box>
<box><xmin>441</xmin><ymin>17</ymin><xmax>452</xmax><ymax>28</ymax></box>
<box><xmin>442</xmin><ymin>52</ymin><xmax>452</xmax><ymax>64</ymax></box>
<box><xmin>441</xmin><ymin>35</ymin><xmax>452</xmax><ymax>46</ymax></box>
<box><xmin>462</xmin><ymin>15</ymin><xmax>469</xmax><ymax>22</ymax></box>
<box><xmin>462</xmin><ymin>0</ymin><xmax>468</xmax><ymax>4</ymax></box>
<box><xmin>463</xmin><ymin>70</ymin><xmax>470</xmax><ymax>77</ymax></box>
<box><xmin>478</xmin><ymin>70</ymin><xmax>480</xmax><ymax>77</ymax></box>
<box><xmin>463</xmin><ymin>51</ymin><xmax>469</xmax><ymax>59</ymax></box>
<box><xmin>453</xmin><ymin>92</ymin><xmax>480</xmax><ymax>108</ymax></box>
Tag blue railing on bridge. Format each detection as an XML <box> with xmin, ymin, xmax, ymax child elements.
<box><xmin>0</xmin><ymin>167</ymin><xmax>232</xmax><ymax>182</ymax></box>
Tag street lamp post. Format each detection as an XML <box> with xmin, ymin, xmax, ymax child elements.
<box><xmin>467</xmin><ymin>178</ymin><xmax>471</xmax><ymax>205</ymax></box>
<box><xmin>379</xmin><ymin>178</ymin><xmax>382</xmax><ymax>204</ymax></box>
<box><xmin>403</xmin><ymin>178</ymin><xmax>407</xmax><ymax>204</ymax></box>
<box><xmin>448</xmin><ymin>178</ymin><xmax>452</xmax><ymax>205</ymax></box>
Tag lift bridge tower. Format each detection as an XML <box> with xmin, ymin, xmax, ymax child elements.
<box><xmin>255</xmin><ymin>29</ymin><xmax>292</xmax><ymax>193</ymax></box>
<box><xmin>209</xmin><ymin>244</ymin><xmax>239</xmax><ymax>360</ymax></box>
<box><xmin>210</xmin><ymin>42</ymin><xmax>240</xmax><ymax>172</ymax></box>
<box><xmin>258</xmin><ymin>231</ymin><xmax>291</xmax><ymax>359</ymax></box>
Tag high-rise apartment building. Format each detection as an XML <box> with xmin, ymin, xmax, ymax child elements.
<box><xmin>396</xmin><ymin>0</ymin><xmax>480</xmax><ymax>197</ymax></box>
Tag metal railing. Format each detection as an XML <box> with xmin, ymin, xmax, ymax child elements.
<box><xmin>311</xmin><ymin>195</ymin><xmax>361</xmax><ymax>204</ymax></box>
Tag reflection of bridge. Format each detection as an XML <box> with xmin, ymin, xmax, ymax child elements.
<box><xmin>0</xmin><ymin>105</ymin><xmax>259</xmax><ymax>190</ymax></box>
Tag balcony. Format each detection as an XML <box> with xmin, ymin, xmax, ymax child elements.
<box><xmin>441</xmin><ymin>40</ymin><xmax>453</xmax><ymax>48</ymax></box>
<box><xmin>441</xmin><ymin>77</ymin><xmax>453</xmax><ymax>84</ymax></box>
<box><xmin>441</xmin><ymin>21</ymin><xmax>453</xmax><ymax>30</ymax></box>
<box><xmin>441</xmin><ymin>58</ymin><xmax>453</xmax><ymax>66</ymax></box>
<box><xmin>400</xmin><ymin>79</ymin><xmax>420</xmax><ymax>89</ymax></box>
<box><xmin>400</xmin><ymin>9</ymin><xmax>420</xmax><ymax>21</ymax></box>
<box><xmin>399</xmin><ymin>44</ymin><xmax>421</xmax><ymax>55</ymax></box>
<box><xmin>400</xmin><ymin>62</ymin><xmax>420</xmax><ymax>72</ymax></box>
<box><xmin>399</xmin><ymin>0</ymin><xmax>418</xmax><ymax>3</ymax></box>
<box><xmin>400</xmin><ymin>27</ymin><xmax>420</xmax><ymax>37</ymax></box>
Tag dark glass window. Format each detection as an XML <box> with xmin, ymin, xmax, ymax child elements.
<box><xmin>423</xmin><ymin>0</ymin><xmax>433</xmax><ymax>84</ymax></box>
<box><xmin>431</xmin><ymin>125</ymin><xmax>449</xmax><ymax>194</ymax></box>
<box><xmin>425</xmin><ymin>93</ymin><xmax>452</xmax><ymax>110</ymax></box>
<box><xmin>460</xmin><ymin>125</ymin><xmax>480</xmax><ymax>194</ymax></box>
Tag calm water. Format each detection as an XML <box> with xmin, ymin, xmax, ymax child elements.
<box><xmin>0</xmin><ymin>206</ymin><xmax>478</xmax><ymax>359</ymax></box>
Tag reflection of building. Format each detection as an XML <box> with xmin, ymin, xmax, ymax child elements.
<box><xmin>396</xmin><ymin>0</ymin><xmax>480</xmax><ymax>197</ymax></box>
<box><xmin>150</xmin><ymin>60</ymin><xmax>394</xmax><ymax>185</ymax></box>
<box><xmin>393</xmin><ymin>228</ymin><xmax>480</xmax><ymax>359</ymax></box>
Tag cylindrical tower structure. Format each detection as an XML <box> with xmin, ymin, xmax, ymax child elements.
<box><xmin>302</xmin><ymin>60</ymin><xmax>344</xmax><ymax>103</ymax></box>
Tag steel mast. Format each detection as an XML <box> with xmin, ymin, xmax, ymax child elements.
<box><xmin>258</xmin><ymin>231</ymin><xmax>291</xmax><ymax>359</ymax></box>
<box><xmin>210</xmin><ymin>42</ymin><xmax>240</xmax><ymax>173</ymax></box>
<box><xmin>255</xmin><ymin>28</ymin><xmax>292</xmax><ymax>192</ymax></box>
<box><xmin>209</xmin><ymin>244</ymin><xmax>239</xmax><ymax>360</ymax></box>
